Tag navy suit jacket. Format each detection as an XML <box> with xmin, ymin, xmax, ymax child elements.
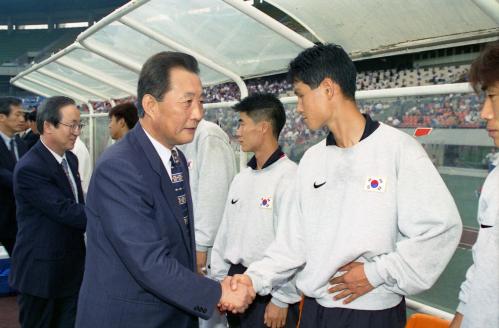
<box><xmin>22</xmin><ymin>130</ymin><xmax>40</xmax><ymax>150</ymax></box>
<box><xmin>9</xmin><ymin>140</ymin><xmax>86</xmax><ymax>298</ymax></box>
<box><xmin>76</xmin><ymin>124</ymin><xmax>221</xmax><ymax>328</ymax></box>
<box><xmin>0</xmin><ymin>135</ymin><xmax>27</xmax><ymax>241</ymax></box>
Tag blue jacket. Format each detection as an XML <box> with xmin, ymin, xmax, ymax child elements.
<box><xmin>76</xmin><ymin>124</ymin><xmax>221</xmax><ymax>328</ymax></box>
<box><xmin>0</xmin><ymin>135</ymin><xmax>27</xmax><ymax>241</ymax></box>
<box><xmin>10</xmin><ymin>139</ymin><xmax>86</xmax><ymax>298</ymax></box>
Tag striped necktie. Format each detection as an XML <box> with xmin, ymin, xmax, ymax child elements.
<box><xmin>170</xmin><ymin>149</ymin><xmax>190</xmax><ymax>230</ymax></box>
<box><xmin>61</xmin><ymin>158</ymin><xmax>78</xmax><ymax>202</ymax></box>
<box><xmin>9</xmin><ymin>138</ymin><xmax>17</xmax><ymax>162</ymax></box>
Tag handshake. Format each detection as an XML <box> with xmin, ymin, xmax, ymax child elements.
<box><xmin>218</xmin><ymin>274</ymin><xmax>255</xmax><ymax>313</ymax></box>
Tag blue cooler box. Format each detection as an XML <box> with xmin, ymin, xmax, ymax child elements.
<box><xmin>0</xmin><ymin>258</ymin><xmax>14</xmax><ymax>296</ymax></box>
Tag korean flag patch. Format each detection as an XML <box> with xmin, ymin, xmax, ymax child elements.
<box><xmin>365</xmin><ymin>177</ymin><xmax>386</xmax><ymax>192</ymax></box>
<box><xmin>260</xmin><ymin>197</ymin><xmax>273</xmax><ymax>209</ymax></box>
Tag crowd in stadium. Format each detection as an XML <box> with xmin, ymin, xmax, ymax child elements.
<box><xmin>81</xmin><ymin>64</ymin><xmax>481</xmax><ymax>137</ymax></box>
<box><xmin>51</xmin><ymin>62</ymin><xmax>484</xmax><ymax>164</ymax></box>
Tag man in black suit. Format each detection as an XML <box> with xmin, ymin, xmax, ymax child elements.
<box><xmin>0</xmin><ymin>97</ymin><xmax>28</xmax><ymax>256</ymax></box>
<box><xmin>10</xmin><ymin>96</ymin><xmax>86</xmax><ymax>328</ymax></box>
<box><xmin>22</xmin><ymin>110</ymin><xmax>40</xmax><ymax>149</ymax></box>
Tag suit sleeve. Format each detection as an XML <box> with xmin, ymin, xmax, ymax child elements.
<box><xmin>14</xmin><ymin>163</ymin><xmax>86</xmax><ymax>230</ymax></box>
<box><xmin>0</xmin><ymin>167</ymin><xmax>13</xmax><ymax>189</ymax></box>
<box><xmin>92</xmin><ymin>158</ymin><xmax>222</xmax><ymax>320</ymax></box>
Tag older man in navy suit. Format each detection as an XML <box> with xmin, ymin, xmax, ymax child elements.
<box><xmin>76</xmin><ymin>52</ymin><xmax>254</xmax><ymax>328</ymax></box>
<box><xmin>10</xmin><ymin>96</ymin><xmax>86</xmax><ymax>328</ymax></box>
<box><xmin>0</xmin><ymin>97</ymin><xmax>28</xmax><ymax>256</ymax></box>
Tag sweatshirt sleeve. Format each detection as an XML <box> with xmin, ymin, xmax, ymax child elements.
<box><xmin>456</xmin><ymin>257</ymin><xmax>476</xmax><ymax>315</ymax></box>
<box><xmin>458</xmin><ymin>171</ymin><xmax>499</xmax><ymax>319</ymax></box>
<box><xmin>269</xmin><ymin>170</ymin><xmax>302</xmax><ymax>306</ymax></box>
<box><xmin>363</xmin><ymin>141</ymin><xmax>462</xmax><ymax>295</ymax></box>
<box><xmin>270</xmin><ymin>273</ymin><xmax>302</xmax><ymax>308</ymax></box>
<box><xmin>194</xmin><ymin>135</ymin><xmax>236</xmax><ymax>251</ymax></box>
<box><xmin>246</xmin><ymin>178</ymin><xmax>306</xmax><ymax>295</ymax></box>
<box><xmin>209</xmin><ymin>191</ymin><xmax>233</xmax><ymax>282</ymax></box>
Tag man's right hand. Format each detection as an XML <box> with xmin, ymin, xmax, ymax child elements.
<box><xmin>218</xmin><ymin>276</ymin><xmax>255</xmax><ymax>313</ymax></box>
<box><xmin>229</xmin><ymin>274</ymin><xmax>254</xmax><ymax>291</ymax></box>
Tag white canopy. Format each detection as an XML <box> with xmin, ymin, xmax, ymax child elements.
<box><xmin>11</xmin><ymin>0</ymin><xmax>499</xmax><ymax>106</ymax></box>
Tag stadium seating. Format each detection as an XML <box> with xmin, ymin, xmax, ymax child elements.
<box><xmin>0</xmin><ymin>28</ymin><xmax>83</xmax><ymax>64</ymax></box>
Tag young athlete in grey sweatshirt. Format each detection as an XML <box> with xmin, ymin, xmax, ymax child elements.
<box><xmin>212</xmin><ymin>94</ymin><xmax>300</xmax><ymax>328</ymax></box>
<box><xmin>450</xmin><ymin>41</ymin><xmax>499</xmax><ymax>328</ymax></box>
<box><xmin>225</xmin><ymin>44</ymin><xmax>462</xmax><ymax>328</ymax></box>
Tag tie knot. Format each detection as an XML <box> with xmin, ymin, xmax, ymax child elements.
<box><xmin>61</xmin><ymin>158</ymin><xmax>69</xmax><ymax>168</ymax></box>
<box><xmin>170</xmin><ymin>149</ymin><xmax>180</xmax><ymax>166</ymax></box>
<box><xmin>9</xmin><ymin>138</ymin><xmax>15</xmax><ymax>148</ymax></box>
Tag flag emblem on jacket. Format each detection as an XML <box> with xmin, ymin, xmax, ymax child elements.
<box><xmin>260</xmin><ymin>197</ymin><xmax>273</xmax><ymax>209</ymax></box>
<box><xmin>365</xmin><ymin>177</ymin><xmax>386</xmax><ymax>192</ymax></box>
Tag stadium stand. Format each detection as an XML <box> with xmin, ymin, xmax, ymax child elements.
<box><xmin>0</xmin><ymin>29</ymin><xmax>84</xmax><ymax>65</ymax></box>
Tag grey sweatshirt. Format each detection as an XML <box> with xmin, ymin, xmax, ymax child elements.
<box><xmin>247</xmin><ymin>123</ymin><xmax>462</xmax><ymax>310</ymax></box>
<box><xmin>211</xmin><ymin>155</ymin><xmax>300</xmax><ymax>307</ymax></box>
<box><xmin>179</xmin><ymin>120</ymin><xmax>236</xmax><ymax>251</ymax></box>
<box><xmin>457</xmin><ymin>167</ymin><xmax>499</xmax><ymax>328</ymax></box>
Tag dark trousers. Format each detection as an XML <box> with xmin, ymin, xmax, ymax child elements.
<box><xmin>226</xmin><ymin>263</ymin><xmax>299</xmax><ymax>328</ymax></box>
<box><xmin>17</xmin><ymin>293</ymin><xmax>78</xmax><ymax>328</ymax></box>
<box><xmin>299</xmin><ymin>297</ymin><xmax>406</xmax><ymax>328</ymax></box>
<box><xmin>0</xmin><ymin>237</ymin><xmax>16</xmax><ymax>256</ymax></box>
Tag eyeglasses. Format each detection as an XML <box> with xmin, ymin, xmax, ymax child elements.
<box><xmin>59</xmin><ymin>122</ymin><xmax>85</xmax><ymax>132</ymax></box>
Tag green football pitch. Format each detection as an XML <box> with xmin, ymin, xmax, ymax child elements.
<box><xmin>441</xmin><ymin>174</ymin><xmax>485</xmax><ymax>229</ymax></box>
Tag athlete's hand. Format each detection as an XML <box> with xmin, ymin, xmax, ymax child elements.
<box><xmin>264</xmin><ymin>302</ymin><xmax>288</xmax><ymax>328</ymax></box>
<box><xmin>328</xmin><ymin>262</ymin><xmax>374</xmax><ymax>304</ymax></box>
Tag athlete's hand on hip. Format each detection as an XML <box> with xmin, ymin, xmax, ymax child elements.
<box><xmin>264</xmin><ymin>302</ymin><xmax>288</xmax><ymax>328</ymax></box>
<box><xmin>328</xmin><ymin>262</ymin><xmax>374</xmax><ymax>304</ymax></box>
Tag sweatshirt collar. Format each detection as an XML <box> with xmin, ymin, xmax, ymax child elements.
<box><xmin>247</xmin><ymin>146</ymin><xmax>285</xmax><ymax>170</ymax></box>
<box><xmin>326</xmin><ymin>114</ymin><xmax>380</xmax><ymax>146</ymax></box>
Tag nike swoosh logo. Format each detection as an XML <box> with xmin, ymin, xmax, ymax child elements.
<box><xmin>231</xmin><ymin>199</ymin><xmax>239</xmax><ymax>204</ymax></box>
<box><xmin>314</xmin><ymin>181</ymin><xmax>326</xmax><ymax>189</ymax></box>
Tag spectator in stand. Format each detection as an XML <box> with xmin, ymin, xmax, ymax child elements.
<box><xmin>484</xmin><ymin>148</ymin><xmax>499</xmax><ymax>172</ymax></box>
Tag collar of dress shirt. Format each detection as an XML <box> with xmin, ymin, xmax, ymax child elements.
<box><xmin>0</xmin><ymin>130</ymin><xmax>13</xmax><ymax>148</ymax></box>
<box><xmin>40</xmin><ymin>138</ymin><xmax>67</xmax><ymax>164</ymax></box>
<box><xmin>143</xmin><ymin>128</ymin><xmax>173</xmax><ymax>179</ymax></box>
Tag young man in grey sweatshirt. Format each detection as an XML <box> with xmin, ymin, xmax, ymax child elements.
<box><xmin>224</xmin><ymin>44</ymin><xmax>463</xmax><ymax>328</ymax></box>
<box><xmin>450</xmin><ymin>41</ymin><xmax>499</xmax><ymax>328</ymax></box>
<box><xmin>212</xmin><ymin>94</ymin><xmax>300</xmax><ymax>328</ymax></box>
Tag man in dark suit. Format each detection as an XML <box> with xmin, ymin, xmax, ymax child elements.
<box><xmin>10</xmin><ymin>96</ymin><xmax>86</xmax><ymax>328</ymax></box>
<box><xmin>0</xmin><ymin>97</ymin><xmax>28</xmax><ymax>256</ymax></box>
<box><xmin>22</xmin><ymin>110</ymin><xmax>40</xmax><ymax>149</ymax></box>
<box><xmin>76</xmin><ymin>52</ymin><xmax>254</xmax><ymax>328</ymax></box>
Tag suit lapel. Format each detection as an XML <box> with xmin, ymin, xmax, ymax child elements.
<box><xmin>15</xmin><ymin>135</ymin><xmax>28</xmax><ymax>158</ymax></box>
<box><xmin>35</xmin><ymin>142</ymin><xmax>77</xmax><ymax>201</ymax></box>
<box><xmin>133</xmin><ymin>124</ymin><xmax>193</xmax><ymax>256</ymax></box>
<box><xmin>66</xmin><ymin>153</ymin><xmax>84</xmax><ymax>203</ymax></box>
